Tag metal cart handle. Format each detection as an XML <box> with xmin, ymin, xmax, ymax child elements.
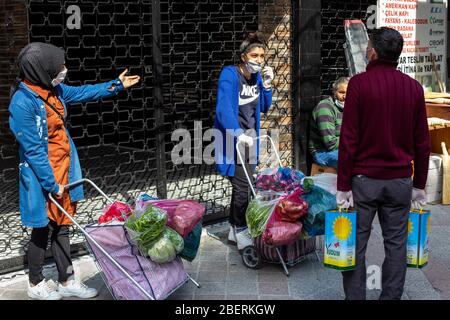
<box><xmin>236</xmin><ymin>134</ymin><xmax>282</xmax><ymax>198</ymax></box>
<box><xmin>48</xmin><ymin>178</ymin><xmax>155</xmax><ymax>300</ymax></box>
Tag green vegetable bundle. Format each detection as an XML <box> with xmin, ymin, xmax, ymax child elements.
<box><xmin>147</xmin><ymin>227</ymin><xmax>185</xmax><ymax>263</ymax></box>
<box><xmin>125</xmin><ymin>205</ymin><xmax>168</xmax><ymax>248</ymax></box>
<box><xmin>246</xmin><ymin>197</ymin><xmax>278</xmax><ymax>238</ymax></box>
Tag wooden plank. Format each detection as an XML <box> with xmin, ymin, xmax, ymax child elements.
<box><xmin>426</xmin><ymin>103</ymin><xmax>450</xmax><ymax>121</ymax></box>
<box><xmin>429</xmin><ymin>127</ymin><xmax>450</xmax><ymax>154</ymax></box>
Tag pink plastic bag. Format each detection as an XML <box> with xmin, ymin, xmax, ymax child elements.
<box><xmin>262</xmin><ymin>221</ymin><xmax>302</xmax><ymax>246</ymax></box>
<box><xmin>147</xmin><ymin>200</ymin><xmax>205</xmax><ymax>237</ymax></box>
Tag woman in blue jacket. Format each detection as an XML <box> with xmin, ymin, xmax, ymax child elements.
<box><xmin>214</xmin><ymin>33</ymin><xmax>274</xmax><ymax>250</ymax></box>
<box><xmin>9</xmin><ymin>42</ymin><xmax>140</xmax><ymax>300</ymax></box>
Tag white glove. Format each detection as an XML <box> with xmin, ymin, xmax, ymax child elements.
<box><xmin>237</xmin><ymin>134</ymin><xmax>254</xmax><ymax>147</ymax></box>
<box><xmin>411</xmin><ymin>188</ymin><xmax>427</xmax><ymax>210</ymax></box>
<box><xmin>336</xmin><ymin>190</ymin><xmax>354</xmax><ymax>209</ymax></box>
<box><xmin>262</xmin><ymin>66</ymin><xmax>274</xmax><ymax>88</ymax></box>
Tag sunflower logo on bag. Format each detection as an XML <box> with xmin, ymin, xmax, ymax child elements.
<box><xmin>332</xmin><ymin>216</ymin><xmax>352</xmax><ymax>241</ymax></box>
<box><xmin>408</xmin><ymin>219</ymin><xmax>414</xmax><ymax>237</ymax></box>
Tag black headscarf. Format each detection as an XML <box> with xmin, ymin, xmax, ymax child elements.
<box><xmin>10</xmin><ymin>42</ymin><xmax>65</xmax><ymax>97</ymax></box>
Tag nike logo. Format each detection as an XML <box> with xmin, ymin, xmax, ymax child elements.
<box><xmin>239</xmin><ymin>95</ymin><xmax>259</xmax><ymax>105</ymax></box>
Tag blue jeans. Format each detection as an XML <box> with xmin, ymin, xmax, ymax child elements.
<box><xmin>313</xmin><ymin>150</ymin><xmax>338</xmax><ymax>168</ymax></box>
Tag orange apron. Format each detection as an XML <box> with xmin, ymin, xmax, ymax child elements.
<box><xmin>24</xmin><ymin>80</ymin><xmax>77</xmax><ymax>225</ymax></box>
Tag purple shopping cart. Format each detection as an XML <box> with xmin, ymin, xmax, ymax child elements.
<box><xmin>49</xmin><ymin>179</ymin><xmax>200</xmax><ymax>300</ymax></box>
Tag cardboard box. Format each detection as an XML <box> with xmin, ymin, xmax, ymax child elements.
<box><xmin>407</xmin><ymin>210</ymin><xmax>431</xmax><ymax>269</ymax></box>
<box><xmin>324</xmin><ymin>210</ymin><xmax>356</xmax><ymax>271</ymax></box>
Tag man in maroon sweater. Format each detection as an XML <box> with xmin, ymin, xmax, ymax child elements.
<box><xmin>336</xmin><ymin>27</ymin><xmax>431</xmax><ymax>300</ymax></box>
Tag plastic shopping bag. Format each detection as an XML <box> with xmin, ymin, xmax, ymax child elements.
<box><xmin>262</xmin><ymin>221</ymin><xmax>303</xmax><ymax>246</ymax></box>
<box><xmin>180</xmin><ymin>220</ymin><xmax>203</xmax><ymax>262</ymax></box>
<box><xmin>301</xmin><ymin>185</ymin><xmax>337</xmax><ymax>237</ymax></box>
<box><xmin>308</xmin><ymin>173</ymin><xmax>337</xmax><ymax>195</ymax></box>
<box><xmin>98</xmin><ymin>201</ymin><xmax>132</xmax><ymax>224</ymax></box>
<box><xmin>149</xmin><ymin>199</ymin><xmax>205</xmax><ymax>237</ymax></box>
<box><xmin>246</xmin><ymin>192</ymin><xmax>281</xmax><ymax>238</ymax></box>
<box><xmin>273</xmin><ymin>187</ymin><xmax>308</xmax><ymax>222</ymax></box>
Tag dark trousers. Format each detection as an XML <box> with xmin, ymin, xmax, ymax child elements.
<box><xmin>228</xmin><ymin>163</ymin><xmax>255</xmax><ymax>228</ymax></box>
<box><xmin>342</xmin><ymin>175</ymin><xmax>412</xmax><ymax>300</ymax></box>
<box><xmin>28</xmin><ymin>220</ymin><xmax>74</xmax><ymax>285</ymax></box>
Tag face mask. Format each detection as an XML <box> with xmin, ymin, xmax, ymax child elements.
<box><xmin>335</xmin><ymin>99</ymin><xmax>344</xmax><ymax>109</ymax></box>
<box><xmin>245</xmin><ymin>60</ymin><xmax>262</xmax><ymax>74</ymax></box>
<box><xmin>51</xmin><ymin>67</ymin><xmax>68</xmax><ymax>87</ymax></box>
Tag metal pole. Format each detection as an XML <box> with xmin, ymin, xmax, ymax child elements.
<box><xmin>292</xmin><ymin>0</ymin><xmax>301</xmax><ymax>170</ymax></box>
<box><xmin>152</xmin><ymin>0</ymin><xmax>167</xmax><ymax>199</ymax></box>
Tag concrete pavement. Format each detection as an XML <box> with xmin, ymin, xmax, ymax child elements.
<box><xmin>0</xmin><ymin>204</ymin><xmax>448</xmax><ymax>300</ymax></box>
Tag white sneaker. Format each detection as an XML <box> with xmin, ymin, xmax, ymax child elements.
<box><xmin>27</xmin><ymin>279</ymin><xmax>62</xmax><ymax>300</ymax></box>
<box><xmin>235</xmin><ymin>228</ymin><xmax>253</xmax><ymax>250</ymax></box>
<box><xmin>228</xmin><ymin>225</ymin><xmax>237</xmax><ymax>244</ymax></box>
<box><xmin>58</xmin><ymin>279</ymin><xmax>98</xmax><ymax>299</ymax></box>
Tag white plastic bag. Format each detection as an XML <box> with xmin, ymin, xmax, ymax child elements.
<box><xmin>309</xmin><ymin>173</ymin><xmax>337</xmax><ymax>195</ymax></box>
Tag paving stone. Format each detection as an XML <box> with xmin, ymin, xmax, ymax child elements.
<box><xmin>287</xmin><ymin>263</ymin><xmax>318</xmax><ymax>282</ymax></box>
<box><xmin>167</xmin><ymin>293</ymin><xmax>194</xmax><ymax>300</ymax></box>
<box><xmin>197</xmin><ymin>251</ymin><xmax>228</xmax><ymax>263</ymax></box>
<box><xmin>366</xmin><ymin>289</ymin><xmax>381</xmax><ymax>300</ymax></box>
<box><xmin>195</xmin><ymin>282</ymin><xmax>226</xmax><ymax>295</ymax></box>
<box><xmin>405</xmin><ymin>289</ymin><xmax>441</xmax><ymax>300</ymax></box>
<box><xmin>421</xmin><ymin>258</ymin><xmax>450</xmax><ymax>293</ymax></box>
<box><xmin>228</xmin><ymin>262</ymin><xmax>253</xmax><ymax>273</ymax></box>
<box><xmin>0</xmin><ymin>204</ymin><xmax>447</xmax><ymax>300</ymax></box>
<box><xmin>438</xmin><ymin>291</ymin><xmax>450</xmax><ymax>300</ymax></box>
<box><xmin>257</xmin><ymin>264</ymin><xmax>289</xmax><ymax>274</ymax></box>
<box><xmin>226</xmin><ymin>294</ymin><xmax>260</xmax><ymax>300</ymax></box>
<box><xmin>200</xmin><ymin>243</ymin><xmax>228</xmax><ymax>252</ymax></box>
<box><xmin>289</xmin><ymin>279</ymin><xmax>322</xmax><ymax>298</ymax></box>
<box><xmin>171</xmin><ymin>280</ymin><xmax>200</xmax><ymax>296</ymax></box>
<box><xmin>197</xmin><ymin>271</ymin><xmax>228</xmax><ymax>283</ymax></box>
<box><xmin>0</xmin><ymin>289</ymin><xmax>30</xmax><ymax>300</ymax></box>
<box><xmin>2</xmin><ymin>279</ymin><xmax>27</xmax><ymax>291</ymax></box>
<box><xmin>306</xmin><ymin>288</ymin><xmax>344</xmax><ymax>300</ymax></box>
<box><xmin>227</xmin><ymin>253</ymin><xmax>243</xmax><ymax>264</ymax></box>
<box><xmin>258</xmin><ymin>282</ymin><xmax>289</xmax><ymax>295</ymax></box>
<box><xmin>227</xmin><ymin>271</ymin><xmax>258</xmax><ymax>283</ymax></box>
<box><xmin>259</xmin><ymin>295</ymin><xmax>292</xmax><ymax>300</ymax></box>
<box><xmin>193</xmin><ymin>294</ymin><xmax>225</xmax><ymax>300</ymax></box>
<box><xmin>90</xmin><ymin>285</ymin><xmax>114</xmax><ymax>300</ymax></box>
<box><xmin>226</xmin><ymin>282</ymin><xmax>258</xmax><ymax>295</ymax></box>
<box><xmin>429</xmin><ymin>213</ymin><xmax>450</xmax><ymax>226</ymax></box>
<box><xmin>198</xmin><ymin>261</ymin><xmax>228</xmax><ymax>271</ymax></box>
<box><xmin>257</xmin><ymin>271</ymin><xmax>288</xmax><ymax>283</ymax></box>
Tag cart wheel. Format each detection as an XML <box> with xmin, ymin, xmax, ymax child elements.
<box><xmin>242</xmin><ymin>245</ymin><xmax>262</xmax><ymax>269</ymax></box>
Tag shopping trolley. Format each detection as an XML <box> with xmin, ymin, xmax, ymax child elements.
<box><xmin>236</xmin><ymin>135</ymin><xmax>321</xmax><ymax>276</ymax></box>
<box><xmin>48</xmin><ymin>179</ymin><xmax>200</xmax><ymax>300</ymax></box>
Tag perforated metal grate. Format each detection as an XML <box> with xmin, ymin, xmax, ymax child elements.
<box><xmin>0</xmin><ymin>0</ymin><xmax>295</xmax><ymax>272</ymax></box>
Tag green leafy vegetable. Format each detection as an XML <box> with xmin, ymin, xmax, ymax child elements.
<box><xmin>125</xmin><ymin>205</ymin><xmax>167</xmax><ymax>247</ymax></box>
<box><xmin>246</xmin><ymin>198</ymin><xmax>276</xmax><ymax>237</ymax></box>
<box><xmin>147</xmin><ymin>235</ymin><xmax>177</xmax><ymax>263</ymax></box>
<box><xmin>165</xmin><ymin>227</ymin><xmax>184</xmax><ymax>253</ymax></box>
